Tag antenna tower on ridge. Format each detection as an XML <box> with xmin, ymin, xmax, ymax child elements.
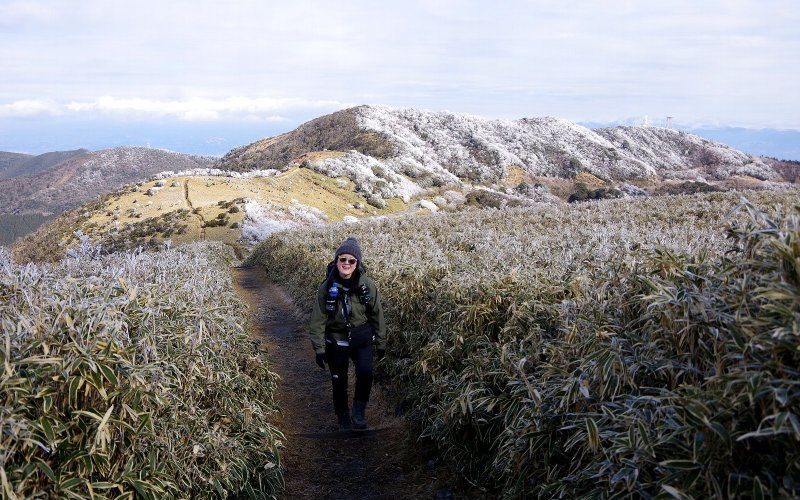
<box><xmin>666</xmin><ymin>116</ymin><xmax>673</xmax><ymax>129</ymax></box>
<box><xmin>642</xmin><ymin>115</ymin><xmax>649</xmax><ymax>127</ymax></box>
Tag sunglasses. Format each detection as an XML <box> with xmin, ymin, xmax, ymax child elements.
<box><xmin>338</xmin><ymin>257</ymin><xmax>357</xmax><ymax>265</ymax></box>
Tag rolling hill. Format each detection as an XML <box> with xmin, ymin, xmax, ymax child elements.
<box><xmin>0</xmin><ymin>147</ymin><xmax>215</xmax><ymax>216</ymax></box>
<box><xmin>0</xmin><ymin>149</ymin><xmax>88</xmax><ymax>181</ymax></box>
<box><xmin>0</xmin><ymin>147</ymin><xmax>215</xmax><ymax>245</ymax></box>
<box><xmin>218</xmin><ymin>106</ymin><xmax>790</xmax><ymax>199</ymax></box>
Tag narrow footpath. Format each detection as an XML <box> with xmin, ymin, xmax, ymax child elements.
<box><xmin>183</xmin><ymin>178</ymin><xmax>206</xmax><ymax>240</ymax></box>
<box><xmin>233</xmin><ymin>264</ymin><xmax>456</xmax><ymax>500</ymax></box>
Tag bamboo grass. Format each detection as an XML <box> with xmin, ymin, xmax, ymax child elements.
<box><xmin>1</xmin><ymin>242</ymin><xmax>282</xmax><ymax>499</ymax></box>
<box><xmin>249</xmin><ymin>190</ymin><xmax>800</xmax><ymax>498</ymax></box>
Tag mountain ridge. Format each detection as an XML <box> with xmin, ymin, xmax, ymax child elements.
<box><xmin>212</xmin><ymin>105</ymin><xmax>792</xmax><ymax>212</ymax></box>
<box><xmin>219</xmin><ymin>105</ymin><xmax>787</xmax><ymax>188</ymax></box>
<box><xmin>0</xmin><ymin>149</ymin><xmax>88</xmax><ymax>181</ymax></box>
<box><xmin>0</xmin><ymin>146</ymin><xmax>215</xmax><ymax>216</ymax></box>
<box><xmin>8</xmin><ymin>106</ymin><xmax>798</xmax><ymax>260</ymax></box>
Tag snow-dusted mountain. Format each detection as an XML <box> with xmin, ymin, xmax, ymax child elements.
<box><xmin>217</xmin><ymin>106</ymin><xmax>788</xmax><ymax>205</ymax></box>
<box><xmin>0</xmin><ymin>147</ymin><xmax>215</xmax><ymax>215</ymax></box>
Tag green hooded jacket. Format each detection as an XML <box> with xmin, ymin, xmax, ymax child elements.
<box><xmin>309</xmin><ymin>265</ymin><xmax>385</xmax><ymax>355</ymax></box>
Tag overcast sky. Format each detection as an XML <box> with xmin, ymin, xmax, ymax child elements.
<box><xmin>1</xmin><ymin>0</ymin><xmax>798</xmax><ymax>154</ymax></box>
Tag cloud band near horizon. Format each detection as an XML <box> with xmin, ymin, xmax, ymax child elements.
<box><xmin>0</xmin><ymin>96</ymin><xmax>351</xmax><ymax>122</ymax></box>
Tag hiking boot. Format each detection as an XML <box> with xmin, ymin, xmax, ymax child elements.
<box><xmin>337</xmin><ymin>412</ymin><xmax>351</xmax><ymax>431</ymax></box>
<box><xmin>351</xmin><ymin>400</ymin><xmax>367</xmax><ymax>430</ymax></box>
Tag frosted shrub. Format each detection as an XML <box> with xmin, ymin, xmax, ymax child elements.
<box><xmin>64</xmin><ymin>230</ymin><xmax>102</xmax><ymax>261</ymax></box>
<box><xmin>250</xmin><ymin>189</ymin><xmax>799</xmax><ymax>498</ymax></box>
<box><xmin>439</xmin><ymin>193</ymin><xmax>465</xmax><ymax>211</ymax></box>
<box><xmin>1</xmin><ymin>242</ymin><xmax>282</xmax><ymax>497</ymax></box>
<box><xmin>315</xmin><ymin>150</ymin><xmax>424</xmax><ymax>200</ymax></box>
<box><xmin>240</xmin><ymin>199</ymin><xmax>325</xmax><ymax>243</ymax></box>
<box><xmin>0</xmin><ymin>246</ymin><xmax>11</xmax><ymax>270</ymax></box>
<box><xmin>154</xmin><ymin>167</ymin><xmax>280</xmax><ymax>179</ymax></box>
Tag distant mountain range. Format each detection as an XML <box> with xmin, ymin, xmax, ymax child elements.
<box><xmin>684</xmin><ymin>127</ymin><xmax>800</xmax><ymax>162</ymax></box>
<box><xmin>3</xmin><ymin>115</ymin><xmax>799</xmax><ymax>161</ymax></box>
<box><xmin>4</xmin><ymin>107</ymin><xmax>797</xmax><ymax>221</ymax></box>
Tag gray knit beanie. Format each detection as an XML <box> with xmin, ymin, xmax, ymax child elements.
<box><xmin>335</xmin><ymin>236</ymin><xmax>362</xmax><ymax>262</ymax></box>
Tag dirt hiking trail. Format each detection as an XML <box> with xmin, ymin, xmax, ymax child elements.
<box><xmin>233</xmin><ymin>264</ymin><xmax>462</xmax><ymax>500</ymax></box>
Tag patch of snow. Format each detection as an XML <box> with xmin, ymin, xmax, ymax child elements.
<box><xmin>354</xmin><ymin>106</ymin><xmax>657</xmax><ymax>182</ymax></box>
<box><xmin>314</xmin><ymin>150</ymin><xmax>424</xmax><ymax>200</ymax></box>
<box><xmin>239</xmin><ymin>199</ymin><xmax>326</xmax><ymax>244</ymax></box>
<box><xmin>153</xmin><ymin>168</ymin><xmax>281</xmax><ymax>180</ymax></box>
<box><xmin>417</xmin><ymin>200</ymin><xmax>439</xmax><ymax>212</ymax></box>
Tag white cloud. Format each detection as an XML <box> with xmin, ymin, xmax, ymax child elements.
<box><xmin>0</xmin><ymin>1</ymin><xmax>797</xmax><ymax>129</ymax></box>
<box><xmin>0</xmin><ymin>99</ymin><xmax>60</xmax><ymax>117</ymax></box>
<box><xmin>62</xmin><ymin>96</ymin><xmax>350</xmax><ymax>121</ymax></box>
<box><xmin>0</xmin><ymin>95</ymin><xmax>351</xmax><ymax>122</ymax></box>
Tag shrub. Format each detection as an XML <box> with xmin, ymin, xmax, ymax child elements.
<box><xmin>366</xmin><ymin>194</ymin><xmax>387</xmax><ymax>209</ymax></box>
<box><xmin>0</xmin><ymin>242</ymin><xmax>283</xmax><ymax>497</ymax></box>
<box><xmin>204</xmin><ymin>217</ymin><xmax>228</xmax><ymax>228</ymax></box>
<box><xmin>568</xmin><ymin>183</ymin><xmax>624</xmax><ymax>203</ymax></box>
<box><xmin>465</xmin><ymin>189</ymin><xmax>504</xmax><ymax>209</ymax></box>
<box><xmin>657</xmin><ymin>181</ymin><xmax>725</xmax><ymax>196</ymax></box>
<box><xmin>247</xmin><ymin>190</ymin><xmax>800</xmax><ymax>498</ymax></box>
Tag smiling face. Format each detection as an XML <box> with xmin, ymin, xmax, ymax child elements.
<box><xmin>336</xmin><ymin>253</ymin><xmax>357</xmax><ymax>279</ymax></box>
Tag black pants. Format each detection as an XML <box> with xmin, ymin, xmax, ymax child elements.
<box><xmin>325</xmin><ymin>342</ymin><xmax>373</xmax><ymax>415</ymax></box>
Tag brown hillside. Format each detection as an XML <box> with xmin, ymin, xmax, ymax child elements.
<box><xmin>0</xmin><ymin>147</ymin><xmax>214</xmax><ymax>216</ymax></box>
<box><xmin>217</xmin><ymin>106</ymin><xmax>395</xmax><ymax>171</ymax></box>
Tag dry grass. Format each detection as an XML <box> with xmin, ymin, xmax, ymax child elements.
<box><xmin>99</xmin><ymin>168</ymin><xmax>406</xmax><ymax>226</ymax></box>
<box><xmin>531</xmin><ymin>176</ymin><xmax>574</xmax><ymax>199</ymax></box>
<box><xmin>288</xmin><ymin>151</ymin><xmax>348</xmax><ymax>167</ymax></box>
<box><xmin>574</xmin><ymin>171</ymin><xmax>607</xmax><ymax>188</ymax></box>
<box><xmin>502</xmin><ymin>165</ymin><xmax>527</xmax><ymax>187</ymax></box>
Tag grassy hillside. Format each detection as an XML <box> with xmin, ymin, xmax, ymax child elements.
<box><xmin>11</xmin><ymin>166</ymin><xmax>410</xmax><ymax>263</ymax></box>
<box><xmin>0</xmin><ymin>241</ymin><xmax>282</xmax><ymax>497</ymax></box>
<box><xmin>248</xmin><ymin>190</ymin><xmax>800</xmax><ymax>497</ymax></box>
<box><xmin>218</xmin><ymin>107</ymin><xmax>395</xmax><ymax>171</ymax></box>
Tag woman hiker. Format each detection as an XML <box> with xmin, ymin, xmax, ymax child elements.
<box><xmin>309</xmin><ymin>237</ymin><xmax>386</xmax><ymax>430</ymax></box>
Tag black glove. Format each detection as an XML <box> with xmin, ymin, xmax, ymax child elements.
<box><xmin>376</xmin><ymin>349</ymin><xmax>386</xmax><ymax>362</ymax></box>
<box><xmin>315</xmin><ymin>352</ymin><xmax>327</xmax><ymax>369</ymax></box>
